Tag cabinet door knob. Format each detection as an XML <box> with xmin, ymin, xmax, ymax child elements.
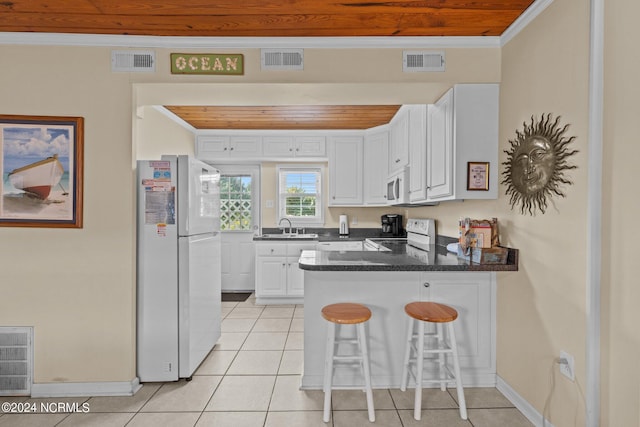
<box><xmin>270</xmin><ymin>249</ymin><xmax>274</xmax><ymax>253</ymax></box>
<box><xmin>230</xmin><ymin>147</ymin><xmax>234</xmax><ymax>151</ymax></box>
<box><xmin>282</xmin><ymin>263</ymin><xmax>286</xmax><ymax>267</ymax></box>
<box><xmin>423</xmin><ymin>282</ymin><xmax>430</xmax><ymax>288</ymax></box>
<box><xmin>224</xmin><ymin>147</ymin><xmax>228</xmax><ymax>151</ymax></box>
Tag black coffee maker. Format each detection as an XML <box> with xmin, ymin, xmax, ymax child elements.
<box><xmin>381</xmin><ymin>214</ymin><xmax>403</xmax><ymax>236</ymax></box>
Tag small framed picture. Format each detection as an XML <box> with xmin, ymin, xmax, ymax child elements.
<box><xmin>467</xmin><ymin>162</ymin><xmax>489</xmax><ymax>191</ymax></box>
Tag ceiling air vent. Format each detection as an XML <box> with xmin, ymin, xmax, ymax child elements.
<box><xmin>403</xmin><ymin>51</ymin><xmax>445</xmax><ymax>72</ymax></box>
<box><xmin>261</xmin><ymin>49</ymin><xmax>304</xmax><ymax>71</ymax></box>
<box><xmin>111</xmin><ymin>50</ymin><xmax>156</xmax><ymax>72</ymax></box>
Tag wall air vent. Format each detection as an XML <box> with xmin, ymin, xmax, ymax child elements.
<box><xmin>0</xmin><ymin>327</ymin><xmax>32</xmax><ymax>396</ymax></box>
<box><xmin>261</xmin><ymin>49</ymin><xmax>304</xmax><ymax>71</ymax></box>
<box><xmin>403</xmin><ymin>51</ymin><xmax>445</xmax><ymax>72</ymax></box>
<box><xmin>111</xmin><ymin>50</ymin><xmax>156</xmax><ymax>72</ymax></box>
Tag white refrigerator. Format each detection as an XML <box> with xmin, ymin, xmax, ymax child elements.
<box><xmin>137</xmin><ymin>155</ymin><xmax>221</xmax><ymax>382</ymax></box>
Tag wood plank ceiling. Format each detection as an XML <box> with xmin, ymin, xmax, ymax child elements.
<box><xmin>165</xmin><ymin>105</ymin><xmax>402</xmax><ymax>130</ymax></box>
<box><xmin>0</xmin><ymin>0</ymin><xmax>535</xmax><ymax>130</ymax></box>
<box><xmin>0</xmin><ymin>0</ymin><xmax>535</xmax><ymax>37</ymax></box>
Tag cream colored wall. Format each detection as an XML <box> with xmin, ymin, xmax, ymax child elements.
<box><xmin>497</xmin><ymin>0</ymin><xmax>590</xmax><ymax>425</ymax></box>
<box><xmin>136</xmin><ymin>106</ymin><xmax>194</xmax><ymax>159</ymax></box>
<box><xmin>603</xmin><ymin>0</ymin><xmax>640</xmax><ymax>425</ymax></box>
<box><xmin>0</xmin><ymin>43</ymin><xmax>500</xmax><ymax>386</ymax></box>
<box><xmin>0</xmin><ymin>46</ymin><xmax>136</xmax><ymax>382</ymax></box>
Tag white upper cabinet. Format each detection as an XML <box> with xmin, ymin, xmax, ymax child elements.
<box><xmin>426</xmin><ymin>84</ymin><xmax>499</xmax><ymax>201</ymax></box>
<box><xmin>263</xmin><ymin>135</ymin><xmax>326</xmax><ymax>158</ymax></box>
<box><xmin>407</xmin><ymin>105</ymin><xmax>429</xmax><ymax>203</ymax></box>
<box><xmin>196</xmin><ymin>135</ymin><xmax>262</xmax><ymax>159</ymax></box>
<box><xmin>426</xmin><ymin>89</ymin><xmax>454</xmax><ymax>200</ymax></box>
<box><xmin>363</xmin><ymin>127</ymin><xmax>389</xmax><ymax>206</ymax></box>
<box><xmin>295</xmin><ymin>136</ymin><xmax>326</xmax><ymax>157</ymax></box>
<box><xmin>328</xmin><ymin>135</ymin><xmax>364</xmax><ymax>206</ymax></box>
<box><xmin>388</xmin><ymin>105</ymin><xmax>410</xmax><ymax>174</ymax></box>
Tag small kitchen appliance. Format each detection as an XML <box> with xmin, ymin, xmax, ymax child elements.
<box><xmin>339</xmin><ymin>214</ymin><xmax>349</xmax><ymax>236</ymax></box>
<box><xmin>381</xmin><ymin>214</ymin><xmax>403</xmax><ymax>236</ymax></box>
<box><xmin>386</xmin><ymin>167</ymin><xmax>410</xmax><ymax>206</ymax></box>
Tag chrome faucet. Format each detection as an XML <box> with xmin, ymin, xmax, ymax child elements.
<box><xmin>278</xmin><ymin>218</ymin><xmax>292</xmax><ymax>234</ymax></box>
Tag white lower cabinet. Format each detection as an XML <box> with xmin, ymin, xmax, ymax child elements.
<box><xmin>419</xmin><ymin>272</ymin><xmax>494</xmax><ymax>373</ymax></box>
<box><xmin>255</xmin><ymin>242</ymin><xmax>316</xmax><ymax>304</ymax></box>
<box><xmin>302</xmin><ymin>270</ymin><xmax>496</xmax><ymax>389</ymax></box>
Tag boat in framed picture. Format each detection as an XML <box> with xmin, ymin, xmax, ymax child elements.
<box><xmin>0</xmin><ymin>115</ymin><xmax>83</xmax><ymax>228</ymax></box>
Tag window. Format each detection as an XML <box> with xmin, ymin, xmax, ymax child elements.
<box><xmin>219</xmin><ymin>174</ymin><xmax>253</xmax><ymax>231</ymax></box>
<box><xmin>277</xmin><ymin>166</ymin><xmax>323</xmax><ymax>226</ymax></box>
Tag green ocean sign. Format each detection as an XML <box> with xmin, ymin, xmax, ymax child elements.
<box><xmin>170</xmin><ymin>53</ymin><xmax>244</xmax><ymax>75</ymax></box>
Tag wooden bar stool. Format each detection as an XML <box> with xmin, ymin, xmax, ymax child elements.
<box><xmin>321</xmin><ymin>302</ymin><xmax>375</xmax><ymax>423</ymax></box>
<box><xmin>400</xmin><ymin>301</ymin><xmax>467</xmax><ymax>421</ymax></box>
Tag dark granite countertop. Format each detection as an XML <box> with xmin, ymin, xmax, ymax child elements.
<box><xmin>298</xmin><ymin>243</ymin><xmax>519</xmax><ymax>272</ymax></box>
<box><xmin>254</xmin><ymin>227</ymin><xmax>518</xmax><ymax>271</ymax></box>
<box><xmin>253</xmin><ymin>227</ymin><xmax>406</xmax><ymax>242</ymax></box>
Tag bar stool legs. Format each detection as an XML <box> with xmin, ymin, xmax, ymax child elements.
<box><xmin>322</xmin><ymin>303</ymin><xmax>375</xmax><ymax>423</ymax></box>
<box><xmin>400</xmin><ymin>302</ymin><xmax>467</xmax><ymax>421</ymax></box>
<box><xmin>323</xmin><ymin>321</ymin><xmax>336</xmax><ymax>422</ymax></box>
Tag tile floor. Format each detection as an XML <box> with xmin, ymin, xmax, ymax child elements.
<box><xmin>0</xmin><ymin>295</ymin><xmax>534</xmax><ymax>427</ymax></box>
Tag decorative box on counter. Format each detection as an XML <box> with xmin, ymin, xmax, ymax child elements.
<box><xmin>457</xmin><ymin>245</ymin><xmax>509</xmax><ymax>264</ymax></box>
<box><xmin>459</xmin><ymin>218</ymin><xmax>500</xmax><ymax>249</ymax></box>
<box><xmin>457</xmin><ymin>217</ymin><xmax>507</xmax><ymax>264</ymax></box>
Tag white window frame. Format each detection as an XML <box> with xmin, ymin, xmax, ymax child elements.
<box><xmin>217</xmin><ymin>165</ymin><xmax>260</xmax><ymax>234</ymax></box>
<box><xmin>276</xmin><ymin>164</ymin><xmax>324</xmax><ymax>227</ymax></box>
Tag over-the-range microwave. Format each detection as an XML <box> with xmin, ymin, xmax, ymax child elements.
<box><xmin>386</xmin><ymin>167</ymin><xmax>410</xmax><ymax>205</ymax></box>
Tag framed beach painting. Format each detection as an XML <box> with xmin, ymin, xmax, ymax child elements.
<box><xmin>0</xmin><ymin>115</ymin><xmax>83</xmax><ymax>228</ymax></box>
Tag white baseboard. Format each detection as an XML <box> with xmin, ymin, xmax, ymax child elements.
<box><xmin>497</xmin><ymin>375</ymin><xmax>555</xmax><ymax>427</ymax></box>
<box><xmin>31</xmin><ymin>378</ymin><xmax>142</xmax><ymax>398</ymax></box>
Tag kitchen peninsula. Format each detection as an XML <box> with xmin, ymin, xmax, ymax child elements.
<box><xmin>298</xmin><ymin>241</ymin><xmax>518</xmax><ymax>390</ymax></box>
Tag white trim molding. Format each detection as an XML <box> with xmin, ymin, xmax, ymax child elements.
<box><xmin>31</xmin><ymin>378</ymin><xmax>142</xmax><ymax>398</ymax></box>
<box><xmin>586</xmin><ymin>0</ymin><xmax>604</xmax><ymax>425</ymax></box>
<box><xmin>0</xmin><ymin>33</ymin><xmax>500</xmax><ymax>49</ymax></box>
<box><xmin>497</xmin><ymin>376</ymin><xmax>555</xmax><ymax>427</ymax></box>
<box><xmin>500</xmin><ymin>0</ymin><xmax>556</xmax><ymax>46</ymax></box>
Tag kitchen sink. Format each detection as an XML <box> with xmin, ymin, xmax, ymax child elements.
<box><xmin>260</xmin><ymin>233</ymin><xmax>319</xmax><ymax>239</ymax></box>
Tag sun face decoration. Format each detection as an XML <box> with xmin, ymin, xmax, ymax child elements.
<box><xmin>502</xmin><ymin>114</ymin><xmax>578</xmax><ymax>215</ymax></box>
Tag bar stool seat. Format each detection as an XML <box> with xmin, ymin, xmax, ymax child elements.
<box><xmin>322</xmin><ymin>303</ymin><xmax>375</xmax><ymax>423</ymax></box>
<box><xmin>400</xmin><ymin>301</ymin><xmax>467</xmax><ymax>421</ymax></box>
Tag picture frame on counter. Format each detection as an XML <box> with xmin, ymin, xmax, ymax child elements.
<box><xmin>467</xmin><ymin>161</ymin><xmax>490</xmax><ymax>191</ymax></box>
<box><xmin>0</xmin><ymin>115</ymin><xmax>84</xmax><ymax>228</ymax></box>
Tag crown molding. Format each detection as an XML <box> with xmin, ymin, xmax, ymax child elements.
<box><xmin>0</xmin><ymin>33</ymin><xmax>501</xmax><ymax>49</ymax></box>
<box><xmin>500</xmin><ymin>0</ymin><xmax>555</xmax><ymax>46</ymax></box>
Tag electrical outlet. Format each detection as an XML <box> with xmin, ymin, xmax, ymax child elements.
<box><xmin>559</xmin><ymin>350</ymin><xmax>575</xmax><ymax>381</ymax></box>
<box><xmin>352</xmin><ymin>216</ymin><xmax>358</xmax><ymax>225</ymax></box>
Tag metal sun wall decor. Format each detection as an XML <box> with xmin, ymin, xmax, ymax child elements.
<box><xmin>502</xmin><ymin>113</ymin><xmax>578</xmax><ymax>215</ymax></box>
